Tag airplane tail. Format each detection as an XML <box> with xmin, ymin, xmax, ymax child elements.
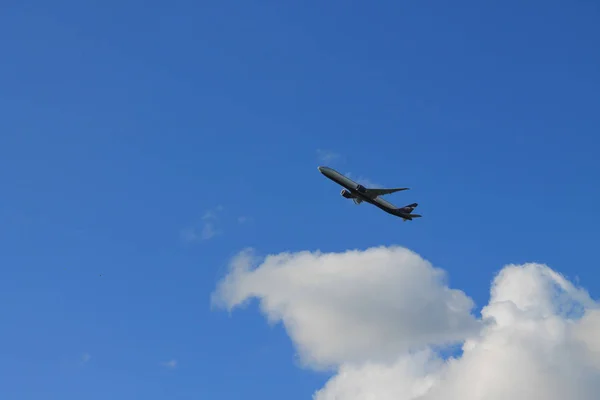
<box><xmin>396</xmin><ymin>203</ymin><xmax>419</xmax><ymax>213</ymax></box>
<box><xmin>402</xmin><ymin>213</ymin><xmax>422</xmax><ymax>222</ymax></box>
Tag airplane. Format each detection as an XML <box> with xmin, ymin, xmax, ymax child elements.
<box><xmin>318</xmin><ymin>166</ymin><xmax>422</xmax><ymax>221</ymax></box>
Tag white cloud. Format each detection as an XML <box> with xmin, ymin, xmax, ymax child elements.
<box><xmin>316</xmin><ymin>149</ymin><xmax>341</xmax><ymax>164</ymax></box>
<box><xmin>162</xmin><ymin>359</ymin><xmax>177</xmax><ymax>369</ymax></box>
<box><xmin>212</xmin><ymin>246</ymin><xmax>600</xmax><ymax>399</ymax></box>
<box><xmin>212</xmin><ymin>246</ymin><xmax>480</xmax><ymax>369</ymax></box>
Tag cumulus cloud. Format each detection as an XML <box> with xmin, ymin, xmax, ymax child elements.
<box><xmin>212</xmin><ymin>246</ymin><xmax>479</xmax><ymax>369</ymax></box>
<box><xmin>212</xmin><ymin>246</ymin><xmax>600</xmax><ymax>399</ymax></box>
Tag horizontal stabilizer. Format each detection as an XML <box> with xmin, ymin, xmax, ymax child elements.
<box><xmin>401</xmin><ymin>213</ymin><xmax>422</xmax><ymax>222</ymax></box>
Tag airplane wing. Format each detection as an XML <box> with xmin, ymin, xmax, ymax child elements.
<box><xmin>364</xmin><ymin>187</ymin><xmax>409</xmax><ymax>197</ymax></box>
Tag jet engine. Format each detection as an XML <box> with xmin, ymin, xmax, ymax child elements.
<box><xmin>340</xmin><ymin>189</ymin><xmax>353</xmax><ymax>199</ymax></box>
<box><xmin>356</xmin><ymin>184</ymin><xmax>366</xmax><ymax>193</ymax></box>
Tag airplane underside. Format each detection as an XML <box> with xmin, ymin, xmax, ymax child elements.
<box><xmin>340</xmin><ymin>188</ymin><xmax>420</xmax><ymax>220</ymax></box>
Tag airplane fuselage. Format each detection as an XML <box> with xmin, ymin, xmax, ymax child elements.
<box><xmin>318</xmin><ymin>166</ymin><xmax>415</xmax><ymax>220</ymax></box>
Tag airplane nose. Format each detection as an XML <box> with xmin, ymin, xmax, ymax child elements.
<box><xmin>318</xmin><ymin>166</ymin><xmax>324</xmax><ymax>173</ymax></box>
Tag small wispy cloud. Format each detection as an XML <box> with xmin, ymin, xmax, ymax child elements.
<box><xmin>181</xmin><ymin>205</ymin><xmax>224</xmax><ymax>243</ymax></box>
<box><xmin>316</xmin><ymin>150</ymin><xmax>380</xmax><ymax>188</ymax></box>
<box><xmin>162</xmin><ymin>359</ymin><xmax>177</xmax><ymax>369</ymax></box>
<box><xmin>316</xmin><ymin>149</ymin><xmax>341</xmax><ymax>164</ymax></box>
<box><xmin>344</xmin><ymin>172</ymin><xmax>382</xmax><ymax>188</ymax></box>
<box><xmin>81</xmin><ymin>353</ymin><xmax>91</xmax><ymax>365</ymax></box>
<box><xmin>201</xmin><ymin>205</ymin><xmax>223</xmax><ymax>220</ymax></box>
<box><xmin>237</xmin><ymin>216</ymin><xmax>252</xmax><ymax>224</ymax></box>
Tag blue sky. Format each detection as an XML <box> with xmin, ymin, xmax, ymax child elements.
<box><xmin>1</xmin><ymin>1</ymin><xmax>599</xmax><ymax>399</ymax></box>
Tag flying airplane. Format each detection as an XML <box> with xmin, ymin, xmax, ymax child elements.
<box><xmin>318</xmin><ymin>166</ymin><xmax>422</xmax><ymax>221</ymax></box>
